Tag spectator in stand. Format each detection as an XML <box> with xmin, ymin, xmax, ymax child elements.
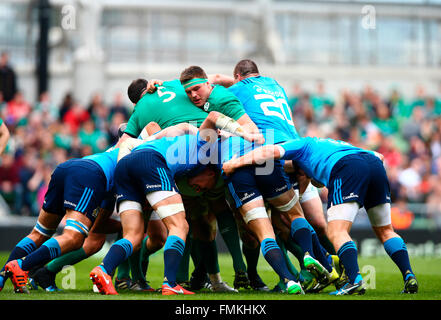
<box><xmin>310</xmin><ymin>81</ymin><xmax>334</xmax><ymax>117</ymax></box>
<box><xmin>377</xmin><ymin>136</ymin><xmax>403</xmax><ymax>169</ymax></box>
<box><xmin>58</xmin><ymin>92</ymin><xmax>74</xmax><ymax>121</ymax></box>
<box><xmin>109</xmin><ymin>92</ymin><xmax>130</xmax><ymax>121</ymax></box>
<box><xmin>398</xmin><ymin>157</ymin><xmax>424</xmax><ymax>203</ymax></box>
<box><xmin>5</xmin><ymin>91</ymin><xmax>31</xmax><ymax>126</ymax></box>
<box><xmin>426</xmin><ymin>175</ymin><xmax>441</xmax><ymax>227</ymax></box>
<box><xmin>62</xmin><ymin>102</ymin><xmax>90</xmax><ymax>135</ymax></box>
<box><xmin>34</xmin><ymin>91</ymin><xmax>58</xmax><ymax>126</ymax></box>
<box><xmin>87</xmin><ymin>93</ymin><xmax>109</xmax><ymax>133</ymax></box>
<box><xmin>401</xmin><ymin>107</ymin><xmax>425</xmax><ymax>141</ymax></box>
<box><xmin>53</xmin><ymin>122</ymin><xmax>73</xmax><ymax>152</ymax></box>
<box><xmin>373</xmin><ymin>102</ymin><xmax>399</xmax><ymax>137</ymax></box>
<box><xmin>0</xmin><ymin>152</ymin><xmax>21</xmax><ymax>214</ymax></box>
<box><xmin>17</xmin><ymin>148</ymin><xmax>40</xmax><ymax>216</ymax></box>
<box><xmin>27</xmin><ymin>160</ymin><xmax>53</xmax><ymax>214</ymax></box>
<box><xmin>78</xmin><ymin>119</ymin><xmax>108</xmax><ymax>154</ymax></box>
<box><xmin>0</xmin><ymin>52</ymin><xmax>17</xmax><ymax>103</ymax></box>
<box><xmin>107</xmin><ymin>111</ymin><xmax>126</xmax><ymax>146</ymax></box>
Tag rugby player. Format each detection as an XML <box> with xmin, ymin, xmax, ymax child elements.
<box><xmin>123</xmin><ymin>77</ymin><xmax>262</xmax><ymax>291</ymax></box>
<box><xmin>179</xmin><ymin>66</ymin><xmax>271</xmax><ymax>290</ymax></box>
<box><xmin>0</xmin><ymin>141</ymin><xmax>120</xmax><ymax>293</ymax></box>
<box><xmin>28</xmin><ymin>124</ymin><xmax>163</xmax><ymax>293</ymax></box>
<box><xmin>89</xmin><ymin>112</ymin><xmax>263</xmax><ymax>295</ymax></box>
<box><xmin>184</xmin><ymin>62</ymin><xmax>337</xmax><ymax>291</ymax></box>
<box><xmin>222</xmin><ymin>137</ymin><xmax>418</xmax><ymax>295</ymax></box>
<box><xmin>184</xmin><ymin>132</ymin><xmax>304</xmax><ymax>294</ymax></box>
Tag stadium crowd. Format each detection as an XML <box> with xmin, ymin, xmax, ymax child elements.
<box><xmin>0</xmin><ymin>63</ymin><xmax>441</xmax><ymax>228</ymax></box>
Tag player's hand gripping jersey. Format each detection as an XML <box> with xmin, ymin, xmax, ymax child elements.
<box><xmin>125</xmin><ymin>80</ymin><xmax>209</xmax><ymax>137</ymax></box>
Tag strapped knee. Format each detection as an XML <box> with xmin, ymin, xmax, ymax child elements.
<box><xmin>64</xmin><ymin>218</ymin><xmax>89</xmax><ymax>237</ymax></box>
<box><xmin>155</xmin><ymin>203</ymin><xmax>185</xmax><ymax>219</ymax></box>
<box><xmin>274</xmin><ymin>192</ymin><xmax>299</xmax><ymax>212</ymax></box>
<box><xmin>243</xmin><ymin>207</ymin><xmax>268</xmax><ymax>224</ymax></box>
<box><xmin>33</xmin><ymin>221</ymin><xmax>56</xmax><ymax>238</ymax></box>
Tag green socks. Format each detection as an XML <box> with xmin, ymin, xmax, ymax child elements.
<box><xmin>46</xmin><ymin>247</ymin><xmax>88</xmax><ymax>274</ymax></box>
<box><xmin>216</xmin><ymin>209</ymin><xmax>247</xmax><ymax>273</ymax></box>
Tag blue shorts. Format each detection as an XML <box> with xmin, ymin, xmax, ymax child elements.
<box><xmin>114</xmin><ymin>149</ymin><xmax>177</xmax><ymax>207</ymax></box>
<box><xmin>226</xmin><ymin>161</ymin><xmax>292</xmax><ymax>208</ymax></box>
<box><xmin>327</xmin><ymin>153</ymin><xmax>391</xmax><ymax>210</ymax></box>
<box><xmin>42</xmin><ymin>159</ymin><xmax>108</xmax><ymax>223</ymax></box>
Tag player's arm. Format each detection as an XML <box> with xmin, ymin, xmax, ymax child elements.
<box><xmin>236</xmin><ymin>113</ymin><xmax>260</xmax><ymax>135</ymax></box>
<box><xmin>200</xmin><ymin>111</ymin><xmax>264</xmax><ymax>144</ymax></box>
<box><xmin>146</xmin><ymin>79</ymin><xmax>164</xmax><ymax>93</ymax></box>
<box><xmin>148</xmin><ymin>122</ymin><xmax>198</xmax><ymax>140</ymax></box>
<box><xmin>222</xmin><ymin>144</ymin><xmax>283</xmax><ymax>176</ymax></box>
<box><xmin>0</xmin><ymin>121</ymin><xmax>10</xmax><ymax>155</ymax></box>
<box><xmin>117</xmin><ymin>137</ymin><xmax>145</xmax><ymax>161</ymax></box>
<box><xmin>208</xmin><ymin>74</ymin><xmax>235</xmax><ymax>88</ymax></box>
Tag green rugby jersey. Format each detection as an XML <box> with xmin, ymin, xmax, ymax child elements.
<box><xmin>125</xmin><ymin>79</ymin><xmax>208</xmax><ymax>137</ymax></box>
<box><xmin>203</xmin><ymin>85</ymin><xmax>246</xmax><ymax>121</ymax></box>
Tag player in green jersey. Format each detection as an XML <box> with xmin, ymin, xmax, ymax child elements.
<box><xmin>178</xmin><ymin>66</ymin><xmax>270</xmax><ymax>291</ymax></box>
<box><xmin>124</xmin><ymin>79</ymin><xmax>209</xmax><ymax>139</ymax></box>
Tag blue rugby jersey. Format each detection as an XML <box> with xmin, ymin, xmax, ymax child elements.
<box><xmin>229</xmin><ymin>76</ymin><xmax>300</xmax><ymax>144</ymax></box>
<box><xmin>212</xmin><ymin>136</ymin><xmax>261</xmax><ymax>170</ymax></box>
<box><xmin>278</xmin><ymin>137</ymin><xmax>375</xmax><ymax>187</ymax></box>
<box><xmin>82</xmin><ymin>146</ymin><xmax>119</xmax><ymax>192</ymax></box>
<box><xmin>132</xmin><ymin>133</ymin><xmax>209</xmax><ymax>178</ymax></box>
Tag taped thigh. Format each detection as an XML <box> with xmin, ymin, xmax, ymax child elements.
<box><xmin>118</xmin><ymin>200</ymin><xmax>142</xmax><ymax>215</ymax></box>
<box><xmin>367</xmin><ymin>203</ymin><xmax>392</xmax><ymax>227</ymax></box>
<box><xmin>243</xmin><ymin>206</ymin><xmax>269</xmax><ymax>224</ymax></box>
<box><xmin>155</xmin><ymin>203</ymin><xmax>185</xmax><ymax>219</ymax></box>
<box><xmin>146</xmin><ymin>190</ymin><xmax>178</xmax><ymax>207</ymax></box>
<box><xmin>64</xmin><ymin>218</ymin><xmax>90</xmax><ymax>237</ymax></box>
<box><xmin>270</xmin><ymin>192</ymin><xmax>299</xmax><ymax>212</ymax></box>
<box><xmin>34</xmin><ymin>221</ymin><xmax>57</xmax><ymax>238</ymax></box>
<box><xmin>326</xmin><ymin>202</ymin><xmax>360</xmax><ymax>223</ymax></box>
<box><xmin>300</xmin><ymin>183</ymin><xmax>320</xmax><ymax>203</ymax></box>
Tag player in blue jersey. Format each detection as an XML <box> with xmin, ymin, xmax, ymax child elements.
<box><xmin>125</xmin><ymin>77</ymin><xmax>257</xmax><ymax>292</ymax></box>
<box><xmin>89</xmin><ymin>112</ymin><xmax>264</xmax><ymax>295</ymax></box>
<box><xmin>215</xmin><ymin>59</ymin><xmax>338</xmax><ymax>291</ymax></box>
<box><xmin>135</xmin><ymin>120</ymin><xmax>305</xmax><ymax>295</ymax></box>
<box><xmin>182</xmin><ymin>133</ymin><xmax>306</xmax><ymax>294</ymax></box>
<box><xmin>27</xmin><ymin>124</ymin><xmax>162</xmax><ymax>293</ymax></box>
<box><xmin>0</xmin><ymin>145</ymin><xmax>119</xmax><ymax>293</ymax></box>
<box><xmin>222</xmin><ymin>137</ymin><xmax>418</xmax><ymax>295</ymax></box>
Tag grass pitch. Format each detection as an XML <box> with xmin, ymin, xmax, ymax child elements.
<box><xmin>1</xmin><ymin>251</ymin><xmax>440</xmax><ymax>301</ymax></box>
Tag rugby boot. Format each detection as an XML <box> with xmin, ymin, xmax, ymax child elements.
<box><xmin>162</xmin><ymin>282</ymin><xmax>195</xmax><ymax>295</ymax></box>
<box><xmin>5</xmin><ymin>260</ymin><xmax>29</xmax><ymax>294</ymax></box>
<box><xmin>401</xmin><ymin>271</ymin><xmax>418</xmax><ymax>294</ymax></box>
<box><xmin>90</xmin><ymin>266</ymin><xmax>118</xmax><ymax>295</ymax></box>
